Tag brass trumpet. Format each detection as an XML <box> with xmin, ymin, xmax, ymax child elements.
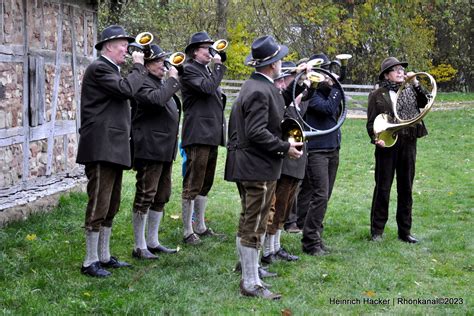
<box><xmin>209</xmin><ymin>39</ymin><xmax>228</xmax><ymax>57</ymax></box>
<box><xmin>164</xmin><ymin>52</ymin><xmax>186</xmax><ymax>70</ymax></box>
<box><xmin>127</xmin><ymin>32</ymin><xmax>154</xmax><ymax>58</ymax></box>
<box><xmin>373</xmin><ymin>72</ymin><xmax>437</xmax><ymax>147</ymax></box>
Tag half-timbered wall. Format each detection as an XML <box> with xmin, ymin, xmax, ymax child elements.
<box><xmin>0</xmin><ymin>0</ymin><xmax>98</xmax><ymax>219</ymax></box>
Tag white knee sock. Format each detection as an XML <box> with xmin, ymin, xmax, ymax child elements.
<box><xmin>147</xmin><ymin>209</ymin><xmax>163</xmax><ymax>248</ymax></box>
<box><xmin>263</xmin><ymin>233</ymin><xmax>275</xmax><ymax>257</ymax></box>
<box><xmin>274</xmin><ymin>229</ymin><xmax>282</xmax><ymax>252</ymax></box>
<box><xmin>182</xmin><ymin>199</ymin><xmax>194</xmax><ymax>237</ymax></box>
<box><xmin>239</xmin><ymin>243</ymin><xmax>262</xmax><ymax>289</ymax></box>
<box><xmin>194</xmin><ymin>195</ymin><xmax>208</xmax><ymax>233</ymax></box>
<box><xmin>133</xmin><ymin>212</ymin><xmax>148</xmax><ymax>250</ymax></box>
<box><xmin>83</xmin><ymin>230</ymin><xmax>99</xmax><ymax>267</ymax></box>
<box><xmin>98</xmin><ymin>226</ymin><xmax>112</xmax><ymax>263</ymax></box>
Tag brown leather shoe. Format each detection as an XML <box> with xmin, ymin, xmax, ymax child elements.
<box><xmin>239</xmin><ymin>280</ymin><xmax>281</xmax><ymax>300</ymax></box>
<box><xmin>148</xmin><ymin>245</ymin><xmax>178</xmax><ymax>254</ymax></box>
<box><xmin>183</xmin><ymin>233</ymin><xmax>201</xmax><ymax>245</ymax></box>
<box><xmin>132</xmin><ymin>248</ymin><xmax>158</xmax><ymax>260</ymax></box>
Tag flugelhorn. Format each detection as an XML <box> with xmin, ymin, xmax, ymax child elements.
<box><xmin>209</xmin><ymin>39</ymin><xmax>228</xmax><ymax>57</ymax></box>
<box><xmin>127</xmin><ymin>32</ymin><xmax>154</xmax><ymax>58</ymax></box>
<box><xmin>373</xmin><ymin>72</ymin><xmax>437</xmax><ymax>147</ymax></box>
<box><xmin>164</xmin><ymin>52</ymin><xmax>186</xmax><ymax>69</ymax></box>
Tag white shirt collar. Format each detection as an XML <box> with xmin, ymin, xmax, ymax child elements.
<box><xmin>101</xmin><ymin>55</ymin><xmax>121</xmax><ymax>72</ymax></box>
<box><xmin>255</xmin><ymin>71</ymin><xmax>274</xmax><ymax>83</ymax></box>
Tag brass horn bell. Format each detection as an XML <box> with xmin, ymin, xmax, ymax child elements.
<box><xmin>209</xmin><ymin>39</ymin><xmax>228</xmax><ymax>57</ymax></box>
<box><xmin>127</xmin><ymin>32</ymin><xmax>154</xmax><ymax>58</ymax></box>
<box><xmin>373</xmin><ymin>72</ymin><xmax>437</xmax><ymax>147</ymax></box>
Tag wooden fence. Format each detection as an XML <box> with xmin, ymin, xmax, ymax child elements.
<box><xmin>221</xmin><ymin>79</ymin><xmax>374</xmax><ymax>100</ymax></box>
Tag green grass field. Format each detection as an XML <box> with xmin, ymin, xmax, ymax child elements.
<box><xmin>1</xmin><ymin>108</ymin><xmax>472</xmax><ymax>314</ymax></box>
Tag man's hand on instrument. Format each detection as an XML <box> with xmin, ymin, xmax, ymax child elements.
<box><xmin>406</xmin><ymin>71</ymin><xmax>419</xmax><ymax>86</ymax></box>
<box><xmin>213</xmin><ymin>53</ymin><xmax>222</xmax><ymax>64</ymax></box>
<box><xmin>168</xmin><ymin>66</ymin><xmax>179</xmax><ymax>80</ymax></box>
<box><xmin>132</xmin><ymin>51</ymin><xmax>145</xmax><ymax>65</ymax></box>
<box><xmin>288</xmin><ymin>141</ymin><xmax>304</xmax><ymax>159</ymax></box>
<box><xmin>375</xmin><ymin>139</ymin><xmax>385</xmax><ymax>148</ymax></box>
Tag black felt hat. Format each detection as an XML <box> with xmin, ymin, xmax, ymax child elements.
<box><xmin>95</xmin><ymin>25</ymin><xmax>135</xmax><ymax>50</ymax></box>
<box><xmin>146</xmin><ymin>44</ymin><xmax>172</xmax><ymax>62</ymax></box>
<box><xmin>378</xmin><ymin>57</ymin><xmax>408</xmax><ymax>80</ymax></box>
<box><xmin>184</xmin><ymin>31</ymin><xmax>214</xmax><ymax>54</ymax></box>
<box><xmin>309</xmin><ymin>53</ymin><xmax>331</xmax><ymax>67</ymax></box>
<box><xmin>245</xmin><ymin>35</ymin><xmax>288</xmax><ymax>68</ymax></box>
<box><xmin>276</xmin><ymin>61</ymin><xmax>296</xmax><ymax>80</ymax></box>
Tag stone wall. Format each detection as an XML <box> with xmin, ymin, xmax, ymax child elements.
<box><xmin>0</xmin><ymin>0</ymin><xmax>98</xmax><ymax>216</ymax></box>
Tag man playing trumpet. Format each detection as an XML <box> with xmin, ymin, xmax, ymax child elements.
<box><xmin>130</xmin><ymin>44</ymin><xmax>181</xmax><ymax>259</ymax></box>
<box><xmin>180</xmin><ymin>31</ymin><xmax>227</xmax><ymax>244</ymax></box>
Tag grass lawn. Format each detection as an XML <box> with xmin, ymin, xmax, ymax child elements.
<box><xmin>1</xmin><ymin>108</ymin><xmax>472</xmax><ymax>314</ymax></box>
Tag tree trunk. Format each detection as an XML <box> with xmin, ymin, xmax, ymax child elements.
<box><xmin>216</xmin><ymin>0</ymin><xmax>228</xmax><ymax>38</ymax></box>
<box><xmin>107</xmin><ymin>0</ymin><xmax>123</xmax><ymax>26</ymax></box>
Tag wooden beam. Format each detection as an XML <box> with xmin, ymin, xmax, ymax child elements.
<box><xmin>83</xmin><ymin>10</ymin><xmax>88</xmax><ymax>56</ymax></box>
<box><xmin>92</xmin><ymin>10</ymin><xmax>97</xmax><ymax>58</ymax></box>
<box><xmin>21</xmin><ymin>0</ymin><xmax>30</xmax><ymax>188</ymax></box>
<box><xmin>69</xmin><ymin>5</ymin><xmax>80</xmax><ymax>135</ymax></box>
<box><xmin>46</xmin><ymin>2</ymin><xmax>63</xmax><ymax>176</ymax></box>
<box><xmin>0</xmin><ymin>120</ymin><xmax>77</xmax><ymax>146</ymax></box>
<box><xmin>0</xmin><ymin>0</ymin><xmax>4</xmax><ymax>44</ymax></box>
<box><xmin>40</xmin><ymin>0</ymin><xmax>45</xmax><ymax>49</ymax></box>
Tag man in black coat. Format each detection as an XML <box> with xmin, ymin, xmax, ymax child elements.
<box><xmin>180</xmin><ymin>31</ymin><xmax>227</xmax><ymax>245</ymax></box>
<box><xmin>299</xmin><ymin>53</ymin><xmax>343</xmax><ymax>256</ymax></box>
<box><xmin>225</xmin><ymin>35</ymin><xmax>305</xmax><ymax>300</ymax></box>
<box><xmin>366</xmin><ymin>57</ymin><xmax>428</xmax><ymax>243</ymax></box>
<box><xmin>76</xmin><ymin>25</ymin><xmax>148</xmax><ymax>277</ymax></box>
<box><xmin>130</xmin><ymin>44</ymin><xmax>181</xmax><ymax>259</ymax></box>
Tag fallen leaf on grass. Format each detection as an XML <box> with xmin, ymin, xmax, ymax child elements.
<box><xmin>170</xmin><ymin>214</ymin><xmax>180</xmax><ymax>220</ymax></box>
<box><xmin>414</xmin><ymin>281</ymin><xmax>421</xmax><ymax>286</ymax></box>
<box><xmin>364</xmin><ymin>290</ymin><xmax>376</xmax><ymax>297</ymax></box>
<box><xmin>26</xmin><ymin>234</ymin><xmax>37</xmax><ymax>241</ymax></box>
<box><xmin>281</xmin><ymin>308</ymin><xmax>292</xmax><ymax>316</ymax></box>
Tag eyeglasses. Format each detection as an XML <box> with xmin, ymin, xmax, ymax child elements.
<box><xmin>390</xmin><ymin>66</ymin><xmax>405</xmax><ymax>73</ymax></box>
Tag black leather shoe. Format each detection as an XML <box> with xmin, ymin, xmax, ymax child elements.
<box><xmin>100</xmin><ymin>256</ymin><xmax>132</xmax><ymax>269</ymax></box>
<box><xmin>303</xmin><ymin>246</ymin><xmax>327</xmax><ymax>256</ymax></box>
<box><xmin>261</xmin><ymin>254</ymin><xmax>275</xmax><ymax>265</ymax></box>
<box><xmin>132</xmin><ymin>248</ymin><xmax>158</xmax><ymax>260</ymax></box>
<box><xmin>195</xmin><ymin>228</ymin><xmax>227</xmax><ymax>240</ymax></box>
<box><xmin>258</xmin><ymin>267</ymin><xmax>277</xmax><ymax>278</ymax></box>
<box><xmin>371</xmin><ymin>234</ymin><xmax>383</xmax><ymax>242</ymax></box>
<box><xmin>274</xmin><ymin>247</ymin><xmax>299</xmax><ymax>261</ymax></box>
<box><xmin>240</xmin><ymin>280</ymin><xmax>281</xmax><ymax>300</ymax></box>
<box><xmin>81</xmin><ymin>261</ymin><xmax>111</xmax><ymax>277</ymax></box>
<box><xmin>148</xmin><ymin>244</ymin><xmax>178</xmax><ymax>254</ymax></box>
<box><xmin>399</xmin><ymin>235</ymin><xmax>419</xmax><ymax>243</ymax></box>
<box><xmin>183</xmin><ymin>233</ymin><xmax>201</xmax><ymax>245</ymax></box>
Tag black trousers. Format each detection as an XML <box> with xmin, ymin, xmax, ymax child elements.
<box><xmin>370</xmin><ymin>136</ymin><xmax>417</xmax><ymax>237</ymax></box>
<box><xmin>301</xmin><ymin>150</ymin><xmax>339</xmax><ymax>251</ymax></box>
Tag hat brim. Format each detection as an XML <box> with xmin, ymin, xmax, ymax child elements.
<box><xmin>184</xmin><ymin>40</ymin><xmax>215</xmax><ymax>54</ymax></box>
<box><xmin>95</xmin><ymin>35</ymin><xmax>135</xmax><ymax>50</ymax></box>
<box><xmin>378</xmin><ymin>61</ymin><xmax>408</xmax><ymax>80</ymax></box>
<box><xmin>245</xmin><ymin>45</ymin><xmax>289</xmax><ymax>68</ymax></box>
<box><xmin>146</xmin><ymin>51</ymin><xmax>172</xmax><ymax>62</ymax></box>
